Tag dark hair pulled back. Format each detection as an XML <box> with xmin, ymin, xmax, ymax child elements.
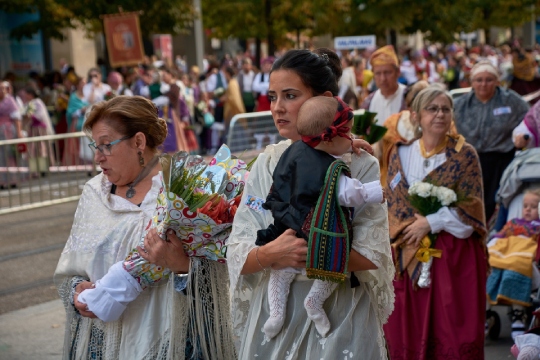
<box><xmin>271</xmin><ymin>48</ymin><xmax>342</xmax><ymax>96</ymax></box>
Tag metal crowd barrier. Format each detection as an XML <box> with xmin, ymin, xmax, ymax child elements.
<box><xmin>226</xmin><ymin>111</ymin><xmax>283</xmax><ymax>153</ymax></box>
<box><xmin>0</xmin><ymin>132</ymin><xmax>97</xmax><ymax>215</ymax></box>
<box><xmin>226</xmin><ymin>109</ymin><xmax>367</xmax><ymax>153</ymax></box>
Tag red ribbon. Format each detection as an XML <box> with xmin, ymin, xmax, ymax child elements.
<box><xmin>301</xmin><ymin>96</ymin><xmax>353</xmax><ymax>148</ymax></box>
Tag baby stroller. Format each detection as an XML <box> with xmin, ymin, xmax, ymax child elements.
<box><xmin>485</xmin><ymin>147</ymin><xmax>540</xmax><ymax>341</ymax></box>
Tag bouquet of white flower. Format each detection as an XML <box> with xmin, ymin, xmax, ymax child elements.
<box><xmin>408</xmin><ymin>181</ymin><xmax>458</xmax><ymax>287</ymax></box>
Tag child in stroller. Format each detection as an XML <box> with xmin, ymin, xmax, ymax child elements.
<box><xmin>487</xmin><ymin>188</ymin><xmax>540</xmax><ymax>340</ymax></box>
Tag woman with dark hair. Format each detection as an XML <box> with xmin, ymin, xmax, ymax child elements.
<box><xmin>227</xmin><ymin>48</ymin><xmax>394</xmax><ymax>358</ymax></box>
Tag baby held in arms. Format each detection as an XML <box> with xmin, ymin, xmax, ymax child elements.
<box><xmin>255</xmin><ymin>96</ymin><xmax>384</xmax><ymax>338</ymax></box>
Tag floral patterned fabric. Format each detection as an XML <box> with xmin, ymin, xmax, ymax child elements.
<box><xmin>227</xmin><ymin>140</ymin><xmax>394</xmax><ymax>359</ymax></box>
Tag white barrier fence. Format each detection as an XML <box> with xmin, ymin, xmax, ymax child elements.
<box><xmin>5</xmin><ymin>91</ymin><xmax>539</xmax><ymax>215</ymax></box>
<box><xmin>0</xmin><ymin>132</ymin><xmax>97</xmax><ymax>215</ymax></box>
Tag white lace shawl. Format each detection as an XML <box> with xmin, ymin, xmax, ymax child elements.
<box><xmin>54</xmin><ymin>173</ymin><xmax>236</xmax><ymax>359</ymax></box>
<box><xmin>227</xmin><ymin>140</ymin><xmax>395</xmax><ymax>358</ymax></box>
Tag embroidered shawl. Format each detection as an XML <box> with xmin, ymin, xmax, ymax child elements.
<box><xmin>386</xmin><ymin>136</ymin><xmax>487</xmax><ymax>278</ymax></box>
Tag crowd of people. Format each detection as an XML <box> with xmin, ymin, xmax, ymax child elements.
<box><xmin>1</xmin><ymin>52</ymin><xmax>277</xmax><ymax>167</ymax></box>
<box><xmin>2</xmin><ymin>39</ymin><xmax>540</xmax><ymax>359</ymax></box>
<box><xmin>2</xmin><ymin>40</ymin><xmax>540</xmax><ymax>163</ymax></box>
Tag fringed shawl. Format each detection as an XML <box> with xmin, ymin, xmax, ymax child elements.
<box><xmin>385</xmin><ymin>136</ymin><xmax>487</xmax><ymax>279</ymax></box>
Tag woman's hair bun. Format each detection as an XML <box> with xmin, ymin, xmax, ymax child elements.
<box><xmin>313</xmin><ymin>48</ymin><xmax>342</xmax><ymax>81</ymax></box>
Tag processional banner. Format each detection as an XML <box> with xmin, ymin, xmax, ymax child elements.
<box><xmin>103</xmin><ymin>12</ymin><xmax>145</xmax><ymax>67</ymax></box>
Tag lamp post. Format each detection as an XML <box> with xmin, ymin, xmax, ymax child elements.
<box><xmin>193</xmin><ymin>0</ymin><xmax>204</xmax><ymax>71</ymax></box>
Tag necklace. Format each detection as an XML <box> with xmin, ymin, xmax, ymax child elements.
<box><xmin>419</xmin><ymin>137</ymin><xmax>447</xmax><ymax>167</ymax></box>
<box><xmin>126</xmin><ymin>156</ymin><xmax>159</xmax><ymax>199</ymax></box>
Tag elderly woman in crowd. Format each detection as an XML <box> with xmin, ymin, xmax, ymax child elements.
<box><xmin>54</xmin><ymin>96</ymin><xmax>236</xmax><ymax>359</ymax></box>
<box><xmin>227</xmin><ymin>48</ymin><xmax>394</xmax><ymax>359</ymax></box>
<box><xmin>107</xmin><ymin>71</ymin><xmax>134</xmax><ymax>97</ymax></box>
<box><xmin>20</xmin><ymin>86</ymin><xmax>55</xmax><ymax>170</ymax></box>
<box><xmin>454</xmin><ymin>61</ymin><xmax>529</xmax><ymax>222</ymax></box>
<box><xmin>384</xmin><ymin>86</ymin><xmax>488</xmax><ymax>359</ymax></box>
<box><xmin>0</xmin><ymin>81</ymin><xmax>23</xmax><ymax>187</ymax></box>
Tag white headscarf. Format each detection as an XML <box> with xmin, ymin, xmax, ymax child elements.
<box><xmin>470</xmin><ymin>61</ymin><xmax>499</xmax><ymax>80</ymax></box>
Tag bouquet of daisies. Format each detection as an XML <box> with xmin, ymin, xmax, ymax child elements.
<box><xmin>408</xmin><ymin>181</ymin><xmax>458</xmax><ymax>287</ymax></box>
<box><xmin>123</xmin><ymin>144</ymin><xmax>250</xmax><ymax>289</ymax></box>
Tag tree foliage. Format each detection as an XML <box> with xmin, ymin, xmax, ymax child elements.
<box><xmin>346</xmin><ymin>0</ymin><xmax>539</xmax><ymax>43</ymax></box>
<box><xmin>1</xmin><ymin>0</ymin><xmax>539</xmax><ymax>45</ymax></box>
<box><xmin>202</xmin><ymin>0</ymin><xmax>540</xmax><ymax>47</ymax></box>
<box><xmin>0</xmin><ymin>0</ymin><xmax>195</xmax><ymax>40</ymax></box>
<box><xmin>201</xmin><ymin>0</ymin><xmax>352</xmax><ymax>49</ymax></box>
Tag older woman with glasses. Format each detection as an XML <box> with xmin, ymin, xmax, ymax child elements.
<box><xmin>83</xmin><ymin>68</ymin><xmax>112</xmax><ymax>105</ymax></box>
<box><xmin>454</xmin><ymin>61</ymin><xmax>529</xmax><ymax>222</ymax></box>
<box><xmin>383</xmin><ymin>85</ymin><xmax>488</xmax><ymax>359</ymax></box>
<box><xmin>54</xmin><ymin>96</ymin><xmax>236</xmax><ymax>359</ymax></box>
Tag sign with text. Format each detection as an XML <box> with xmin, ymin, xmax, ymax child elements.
<box><xmin>103</xmin><ymin>12</ymin><xmax>145</xmax><ymax>67</ymax></box>
<box><xmin>334</xmin><ymin>35</ymin><xmax>376</xmax><ymax>50</ymax></box>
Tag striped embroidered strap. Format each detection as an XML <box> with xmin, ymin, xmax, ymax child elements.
<box><xmin>306</xmin><ymin>160</ymin><xmax>352</xmax><ymax>283</ymax></box>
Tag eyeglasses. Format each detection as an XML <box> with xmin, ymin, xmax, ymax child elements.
<box><xmin>88</xmin><ymin>135</ymin><xmax>131</xmax><ymax>156</ymax></box>
<box><xmin>90</xmin><ymin>74</ymin><xmax>99</xmax><ymax>78</ymax></box>
<box><xmin>424</xmin><ymin>106</ymin><xmax>452</xmax><ymax>115</ymax></box>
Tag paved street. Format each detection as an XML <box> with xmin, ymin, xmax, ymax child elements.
<box><xmin>0</xmin><ymin>201</ymin><xmax>520</xmax><ymax>359</ymax></box>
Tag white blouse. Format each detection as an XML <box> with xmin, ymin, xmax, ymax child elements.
<box><xmin>398</xmin><ymin>140</ymin><xmax>474</xmax><ymax>239</ymax></box>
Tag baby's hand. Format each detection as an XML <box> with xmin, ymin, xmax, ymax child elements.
<box><xmin>351</xmin><ymin>138</ymin><xmax>374</xmax><ymax>156</ymax></box>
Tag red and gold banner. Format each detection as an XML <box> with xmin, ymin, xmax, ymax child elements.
<box><xmin>103</xmin><ymin>12</ymin><xmax>145</xmax><ymax>67</ymax></box>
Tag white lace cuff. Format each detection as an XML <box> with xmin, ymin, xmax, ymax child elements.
<box><xmin>362</xmin><ymin>180</ymin><xmax>383</xmax><ymax>204</ymax></box>
<box><xmin>425</xmin><ymin>207</ymin><xmax>474</xmax><ymax>239</ymax></box>
<box><xmin>77</xmin><ymin>261</ymin><xmax>142</xmax><ymax>322</ymax></box>
<box><xmin>338</xmin><ymin>177</ymin><xmax>382</xmax><ymax>207</ymax></box>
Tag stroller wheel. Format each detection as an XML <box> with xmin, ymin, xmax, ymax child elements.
<box><xmin>486</xmin><ymin>310</ymin><xmax>501</xmax><ymax>341</ymax></box>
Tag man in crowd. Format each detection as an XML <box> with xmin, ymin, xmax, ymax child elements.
<box><xmin>252</xmin><ymin>57</ymin><xmax>273</xmax><ymax>111</ymax></box>
<box><xmin>361</xmin><ymin>45</ymin><xmax>406</xmax><ymax>125</ymax></box>
<box><xmin>237</xmin><ymin>58</ymin><xmax>256</xmax><ymax>112</ymax></box>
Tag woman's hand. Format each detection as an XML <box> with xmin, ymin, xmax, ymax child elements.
<box><xmin>138</xmin><ymin>228</ymin><xmax>190</xmax><ymax>273</ymax></box>
<box><xmin>351</xmin><ymin>138</ymin><xmax>374</xmax><ymax>156</ymax></box>
<box><xmin>260</xmin><ymin>229</ymin><xmax>308</xmax><ymax>270</ymax></box>
<box><xmin>74</xmin><ymin>281</ymin><xmax>97</xmax><ymax>318</ymax></box>
<box><xmin>402</xmin><ymin>214</ymin><xmax>431</xmax><ymax>247</ymax></box>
